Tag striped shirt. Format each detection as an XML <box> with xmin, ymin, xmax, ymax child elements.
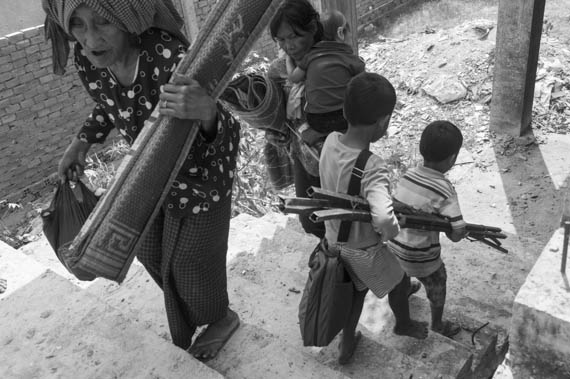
<box><xmin>387</xmin><ymin>165</ymin><xmax>466</xmax><ymax>277</ymax></box>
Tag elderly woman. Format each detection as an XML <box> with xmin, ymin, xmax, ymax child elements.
<box><xmin>42</xmin><ymin>0</ymin><xmax>240</xmax><ymax>361</ymax></box>
<box><xmin>268</xmin><ymin>0</ymin><xmax>326</xmax><ymax>239</ymax></box>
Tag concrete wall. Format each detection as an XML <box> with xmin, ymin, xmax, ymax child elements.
<box><xmin>510</xmin><ymin>227</ymin><xmax>570</xmax><ymax>378</ymax></box>
<box><xmin>0</xmin><ymin>0</ymin><xmax>421</xmax><ymax>201</ymax></box>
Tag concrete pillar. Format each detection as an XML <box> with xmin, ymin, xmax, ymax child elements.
<box><xmin>490</xmin><ymin>0</ymin><xmax>545</xmax><ymax>136</ymax></box>
<box><xmin>510</xmin><ymin>228</ymin><xmax>570</xmax><ymax>378</ymax></box>
<box><xmin>320</xmin><ymin>0</ymin><xmax>359</xmax><ymax>54</ymax></box>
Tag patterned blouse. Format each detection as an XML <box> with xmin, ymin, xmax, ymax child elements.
<box><xmin>74</xmin><ymin>28</ymin><xmax>241</xmax><ymax>217</ymax></box>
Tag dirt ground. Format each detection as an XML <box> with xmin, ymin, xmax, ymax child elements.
<box><xmin>2</xmin><ymin>1</ymin><xmax>570</xmax><ymax>378</ymax></box>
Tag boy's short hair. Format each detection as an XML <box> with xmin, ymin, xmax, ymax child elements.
<box><xmin>419</xmin><ymin>121</ymin><xmax>463</xmax><ymax>162</ymax></box>
<box><xmin>343</xmin><ymin>72</ymin><xmax>396</xmax><ymax>126</ymax></box>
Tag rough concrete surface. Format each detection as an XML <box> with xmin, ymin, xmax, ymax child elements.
<box><xmin>510</xmin><ymin>228</ymin><xmax>570</xmax><ymax>378</ymax></box>
<box><xmin>0</xmin><ymin>270</ymin><xmax>222</xmax><ymax>379</ymax></box>
<box><xmin>2</xmin><ymin>1</ymin><xmax>570</xmax><ymax>378</ymax></box>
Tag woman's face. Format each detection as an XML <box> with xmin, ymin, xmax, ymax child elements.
<box><xmin>274</xmin><ymin>21</ymin><xmax>315</xmax><ymax>62</ymax></box>
<box><xmin>69</xmin><ymin>5</ymin><xmax>131</xmax><ymax>68</ymax></box>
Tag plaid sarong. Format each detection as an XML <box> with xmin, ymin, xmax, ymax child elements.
<box><xmin>138</xmin><ymin>197</ymin><xmax>232</xmax><ymax>349</ymax></box>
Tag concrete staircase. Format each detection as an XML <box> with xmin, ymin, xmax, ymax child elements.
<box><xmin>0</xmin><ymin>212</ymin><xmax>509</xmax><ymax>378</ymax></box>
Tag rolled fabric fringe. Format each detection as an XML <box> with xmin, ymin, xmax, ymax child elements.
<box><xmin>221</xmin><ymin>73</ymin><xmax>287</xmax><ymax>135</ymax></box>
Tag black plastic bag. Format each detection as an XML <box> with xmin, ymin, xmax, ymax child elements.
<box><xmin>41</xmin><ymin>180</ymin><xmax>98</xmax><ymax>281</ymax></box>
<box><xmin>298</xmin><ymin>240</ymin><xmax>354</xmax><ymax>347</ymax></box>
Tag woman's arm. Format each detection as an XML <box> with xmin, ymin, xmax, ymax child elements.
<box><xmin>286</xmin><ymin>55</ymin><xmax>305</xmax><ymax>83</ymax></box>
<box><xmin>58</xmin><ymin>136</ymin><xmax>92</xmax><ymax>183</ymax></box>
<box><xmin>289</xmin><ymin>66</ymin><xmax>306</xmax><ymax>84</ymax></box>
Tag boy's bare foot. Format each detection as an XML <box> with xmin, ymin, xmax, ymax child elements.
<box><xmin>432</xmin><ymin>320</ymin><xmax>461</xmax><ymax>338</ymax></box>
<box><xmin>393</xmin><ymin>319</ymin><xmax>429</xmax><ymax>339</ymax></box>
<box><xmin>338</xmin><ymin>331</ymin><xmax>362</xmax><ymax>365</ymax></box>
<box><xmin>188</xmin><ymin>308</ymin><xmax>240</xmax><ymax>361</ymax></box>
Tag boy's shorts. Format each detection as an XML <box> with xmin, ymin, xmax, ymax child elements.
<box><xmin>417</xmin><ymin>263</ymin><xmax>447</xmax><ymax>307</ymax></box>
<box><xmin>338</xmin><ymin>242</ymin><xmax>404</xmax><ymax>299</ymax></box>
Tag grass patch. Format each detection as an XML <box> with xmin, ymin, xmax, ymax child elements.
<box><xmin>82</xmin><ymin>140</ymin><xmax>130</xmax><ymax>192</ymax></box>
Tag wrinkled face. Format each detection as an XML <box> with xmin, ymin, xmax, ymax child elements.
<box><xmin>69</xmin><ymin>5</ymin><xmax>130</xmax><ymax>68</ymax></box>
<box><xmin>274</xmin><ymin>21</ymin><xmax>315</xmax><ymax>62</ymax></box>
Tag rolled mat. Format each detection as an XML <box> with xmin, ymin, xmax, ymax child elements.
<box><xmin>59</xmin><ymin>0</ymin><xmax>282</xmax><ymax>283</ymax></box>
<box><xmin>220</xmin><ymin>73</ymin><xmax>287</xmax><ymax>134</ymax></box>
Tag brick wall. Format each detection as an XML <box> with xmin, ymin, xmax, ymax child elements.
<box><xmin>0</xmin><ymin>26</ymin><xmax>98</xmax><ymax>201</ymax></box>
<box><xmin>0</xmin><ymin>0</ymin><xmax>421</xmax><ymax>201</ymax></box>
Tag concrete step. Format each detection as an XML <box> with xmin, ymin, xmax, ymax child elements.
<box><xmin>205</xmin><ymin>323</ymin><xmax>349</xmax><ymax>379</ymax></box>
<box><xmin>509</xmin><ymin>227</ymin><xmax>570</xmax><ymax>378</ymax></box>
<box><xmin>0</xmin><ymin>270</ymin><xmax>222</xmax><ymax>379</ymax></box>
<box><xmin>227</xmin><ymin>211</ymin><xmax>292</xmax><ymax>262</ymax></box>
<box><xmin>440</xmin><ymin>233</ymin><xmax>529</xmax><ymax>332</ymax></box>
<box><xmin>407</xmin><ymin>294</ymin><xmax>509</xmax><ymax>379</ymax></box>
<box><xmin>358</xmin><ymin>294</ymin><xmax>475</xmax><ymax>379</ymax></box>
<box><xmin>229</xmin><ymin>274</ymin><xmax>448</xmax><ymax>379</ymax></box>
<box><xmin>17</xmin><ymin>233</ymin><xmax>98</xmax><ymax>289</ymax></box>
<box><xmin>86</xmin><ymin>260</ymin><xmax>171</xmax><ymax>342</ymax></box>
<box><xmin>228</xmin><ymin>221</ymin><xmax>471</xmax><ymax>378</ymax></box>
<box><xmin>87</xmin><ymin>263</ymin><xmax>345</xmax><ymax>378</ymax></box>
<box><xmin>0</xmin><ymin>240</ymin><xmax>46</xmax><ymax>300</ymax></box>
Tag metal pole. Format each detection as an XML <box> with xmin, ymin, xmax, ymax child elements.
<box><xmin>562</xmin><ymin>221</ymin><xmax>570</xmax><ymax>273</ymax></box>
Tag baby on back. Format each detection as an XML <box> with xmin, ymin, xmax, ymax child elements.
<box><xmin>287</xmin><ymin>9</ymin><xmax>365</xmax><ymax>135</ymax></box>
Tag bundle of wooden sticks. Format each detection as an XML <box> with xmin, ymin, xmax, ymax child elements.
<box><xmin>279</xmin><ymin>186</ymin><xmax>508</xmax><ymax>254</ymax></box>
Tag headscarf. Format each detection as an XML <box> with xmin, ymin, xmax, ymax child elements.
<box><xmin>42</xmin><ymin>0</ymin><xmax>189</xmax><ymax>75</ymax></box>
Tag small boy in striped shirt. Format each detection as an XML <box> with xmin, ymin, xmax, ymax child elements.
<box><xmin>387</xmin><ymin>120</ymin><xmax>467</xmax><ymax>338</ymax></box>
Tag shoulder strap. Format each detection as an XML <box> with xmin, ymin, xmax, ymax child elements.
<box><xmin>337</xmin><ymin>150</ymin><xmax>373</xmax><ymax>242</ymax></box>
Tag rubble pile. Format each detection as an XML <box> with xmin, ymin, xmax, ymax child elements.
<box><xmin>360</xmin><ymin>19</ymin><xmax>570</xmax><ymax>177</ymax></box>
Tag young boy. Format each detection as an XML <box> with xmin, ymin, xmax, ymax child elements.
<box><xmin>319</xmin><ymin>72</ymin><xmax>428</xmax><ymax>365</ymax></box>
<box><xmin>387</xmin><ymin>120</ymin><xmax>467</xmax><ymax>338</ymax></box>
